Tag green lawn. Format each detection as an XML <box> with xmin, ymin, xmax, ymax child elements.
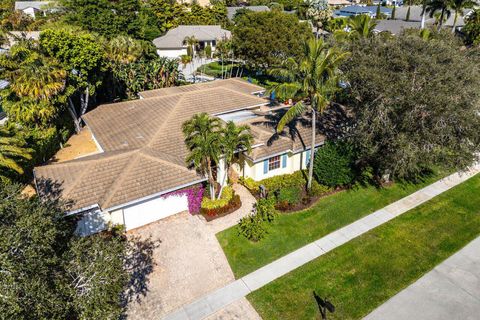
<box><xmin>248</xmin><ymin>173</ymin><xmax>480</xmax><ymax>320</ymax></box>
<box><xmin>196</xmin><ymin>61</ymin><xmax>237</xmax><ymax>77</ymax></box>
<box><xmin>217</xmin><ymin>172</ymin><xmax>447</xmax><ymax>278</ymax></box>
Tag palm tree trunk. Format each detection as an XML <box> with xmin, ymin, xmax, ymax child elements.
<box><xmin>421</xmin><ymin>0</ymin><xmax>426</xmax><ymax>29</ymax></box>
<box><xmin>218</xmin><ymin>162</ymin><xmax>228</xmax><ymax>199</ymax></box>
<box><xmin>207</xmin><ymin>161</ymin><xmax>215</xmax><ymax>200</ymax></box>
<box><xmin>452</xmin><ymin>11</ymin><xmax>458</xmax><ymax>33</ymax></box>
<box><xmin>68</xmin><ymin>97</ymin><xmax>81</xmax><ymax>133</ymax></box>
<box><xmin>80</xmin><ymin>85</ymin><xmax>89</xmax><ymax>116</ymax></box>
<box><xmin>438</xmin><ymin>8</ymin><xmax>445</xmax><ymax>31</ymax></box>
<box><xmin>307</xmin><ymin>109</ymin><xmax>316</xmax><ymax>191</ymax></box>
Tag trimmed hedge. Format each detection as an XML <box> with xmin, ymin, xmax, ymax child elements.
<box><xmin>201</xmin><ymin>186</ymin><xmax>234</xmax><ymax>210</ymax></box>
<box><xmin>240</xmin><ymin>171</ymin><xmax>332</xmax><ymax>197</ymax></box>
<box><xmin>202</xmin><ymin>194</ymin><xmax>241</xmax><ymax>218</ymax></box>
<box><xmin>313</xmin><ymin>141</ymin><xmax>356</xmax><ymax>187</ymax></box>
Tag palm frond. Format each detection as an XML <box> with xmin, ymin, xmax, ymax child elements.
<box><xmin>277</xmin><ymin>101</ymin><xmax>307</xmax><ymax>133</ymax></box>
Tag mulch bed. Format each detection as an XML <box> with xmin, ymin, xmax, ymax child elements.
<box><xmin>201</xmin><ymin>196</ymin><xmax>242</xmax><ymax>222</ymax></box>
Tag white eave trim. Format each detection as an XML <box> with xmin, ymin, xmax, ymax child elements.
<box><xmin>247</xmin><ymin>141</ymin><xmax>325</xmax><ymax>163</ymax></box>
<box><xmin>212</xmin><ymin>102</ymin><xmax>269</xmax><ymax>117</ymax></box>
<box><xmin>104</xmin><ymin>178</ymin><xmax>207</xmax><ymax>212</ymax></box>
<box><xmin>66</xmin><ymin>204</ymin><xmax>100</xmax><ymax>216</ymax></box>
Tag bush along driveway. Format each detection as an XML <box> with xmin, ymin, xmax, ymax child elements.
<box><xmin>218</xmin><ymin>171</ymin><xmax>448</xmax><ymax>278</ymax></box>
<box><xmin>248</xmin><ymin>173</ymin><xmax>480</xmax><ymax>320</ymax></box>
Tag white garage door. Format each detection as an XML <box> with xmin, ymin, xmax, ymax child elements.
<box><xmin>123</xmin><ymin>194</ymin><xmax>189</xmax><ymax>230</ymax></box>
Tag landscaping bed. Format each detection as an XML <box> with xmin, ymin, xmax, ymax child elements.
<box><xmin>201</xmin><ymin>186</ymin><xmax>242</xmax><ymax>221</ymax></box>
<box><xmin>247</xmin><ymin>173</ymin><xmax>480</xmax><ymax>320</ymax></box>
<box><xmin>218</xmin><ymin>170</ymin><xmax>446</xmax><ymax>278</ymax></box>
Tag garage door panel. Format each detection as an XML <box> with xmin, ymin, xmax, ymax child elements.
<box><xmin>123</xmin><ymin>194</ymin><xmax>188</xmax><ymax>230</ymax></box>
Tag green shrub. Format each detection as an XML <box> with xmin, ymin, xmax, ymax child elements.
<box><xmin>258</xmin><ymin>171</ymin><xmax>331</xmax><ymax>196</ymax></box>
<box><xmin>202</xmin><ymin>194</ymin><xmax>241</xmax><ymax>218</ymax></box>
<box><xmin>201</xmin><ymin>186</ymin><xmax>233</xmax><ymax>210</ymax></box>
<box><xmin>277</xmin><ymin>186</ymin><xmax>302</xmax><ymax>206</ymax></box>
<box><xmin>256</xmin><ymin>197</ymin><xmax>277</xmax><ymax>222</ymax></box>
<box><xmin>313</xmin><ymin>141</ymin><xmax>356</xmax><ymax>187</ymax></box>
<box><xmin>238</xmin><ymin>213</ymin><xmax>267</xmax><ymax>242</ymax></box>
<box><xmin>239</xmin><ymin>177</ymin><xmax>260</xmax><ymax>193</ymax></box>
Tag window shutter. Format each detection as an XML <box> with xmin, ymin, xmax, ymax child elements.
<box><xmin>282</xmin><ymin>154</ymin><xmax>287</xmax><ymax>168</ymax></box>
<box><xmin>263</xmin><ymin>159</ymin><xmax>269</xmax><ymax>174</ymax></box>
<box><xmin>305</xmin><ymin>150</ymin><xmax>311</xmax><ymax>166</ymax></box>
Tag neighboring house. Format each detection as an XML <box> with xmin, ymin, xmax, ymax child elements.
<box><xmin>34</xmin><ymin>78</ymin><xmax>326</xmax><ymax>235</ymax></box>
<box><xmin>334</xmin><ymin>5</ymin><xmax>392</xmax><ymax>18</ymax></box>
<box><xmin>328</xmin><ymin>0</ymin><xmax>354</xmax><ymax>6</ymax></box>
<box><xmin>226</xmin><ymin>6</ymin><xmax>270</xmax><ymax>21</ymax></box>
<box><xmin>14</xmin><ymin>1</ymin><xmax>55</xmax><ymax>19</ymax></box>
<box><xmin>374</xmin><ymin>20</ymin><xmax>421</xmax><ymax>34</ymax></box>
<box><xmin>152</xmin><ymin>25</ymin><xmax>231</xmax><ymax>59</ymax></box>
<box><xmin>0</xmin><ymin>80</ymin><xmax>9</xmax><ymax>126</ymax></box>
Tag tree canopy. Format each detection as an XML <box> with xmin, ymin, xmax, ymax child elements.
<box><xmin>341</xmin><ymin>33</ymin><xmax>480</xmax><ymax>179</ymax></box>
<box><xmin>0</xmin><ymin>183</ymin><xmax>130</xmax><ymax>319</ymax></box>
<box><xmin>232</xmin><ymin>10</ymin><xmax>312</xmax><ymax>69</ymax></box>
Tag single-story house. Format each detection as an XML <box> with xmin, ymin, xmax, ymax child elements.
<box><xmin>14</xmin><ymin>1</ymin><xmax>55</xmax><ymax>18</ymax></box>
<box><xmin>374</xmin><ymin>20</ymin><xmax>421</xmax><ymax>34</ymax></box>
<box><xmin>334</xmin><ymin>5</ymin><xmax>392</xmax><ymax>18</ymax></box>
<box><xmin>152</xmin><ymin>25</ymin><xmax>231</xmax><ymax>59</ymax></box>
<box><xmin>226</xmin><ymin>6</ymin><xmax>270</xmax><ymax>21</ymax></box>
<box><xmin>34</xmin><ymin>78</ymin><xmax>326</xmax><ymax>235</ymax></box>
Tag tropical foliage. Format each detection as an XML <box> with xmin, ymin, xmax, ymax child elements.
<box><xmin>0</xmin><ymin>127</ymin><xmax>32</xmax><ymax>183</ymax></box>
<box><xmin>341</xmin><ymin>33</ymin><xmax>480</xmax><ymax>179</ymax></box>
<box><xmin>268</xmin><ymin>38</ymin><xmax>349</xmax><ymax>190</ymax></box>
<box><xmin>463</xmin><ymin>8</ymin><xmax>480</xmax><ymax>45</ymax></box>
<box><xmin>0</xmin><ymin>183</ymin><xmax>130</xmax><ymax>319</ymax></box>
<box><xmin>232</xmin><ymin>10</ymin><xmax>312</xmax><ymax>69</ymax></box>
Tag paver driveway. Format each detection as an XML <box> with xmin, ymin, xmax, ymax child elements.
<box><xmin>126</xmin><ymin>185</ymin><xmax>260</xmax><ymax>320</ymax></box>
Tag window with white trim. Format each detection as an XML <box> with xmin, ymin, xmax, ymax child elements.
<box><xmin>268</xmin><ymin>155</ymin><xmax>281</xmax><ymax>171</ymax></box>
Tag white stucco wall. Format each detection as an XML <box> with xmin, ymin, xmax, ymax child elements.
<box><xmin>122</xmin><ymin>193</ymin><xmax>189</xmax><ymax>230</ymax></box>
<box><xmin>75</xmin><ymin>209</ymin><xmax>107</xmax><ymax>236</ymax></box>
<box><xmin>22</xmin><ymin>7</ymin><xmax>37</xmax><ymax>18</ymax></box>
<box><xmin>241</xmin><ymin>150</ymin><xmax>313</xmax><ymax>181</ymax></box>
<box><xmin>157</xmin><ymin>48</ymin><xmax>188</xmax><ymax>58</ymax></box>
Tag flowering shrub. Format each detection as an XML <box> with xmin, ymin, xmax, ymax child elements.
<box><xmin>160</xmin><ymin>186</ymin><xmax>204</xmax><ymax>215</ymax></box>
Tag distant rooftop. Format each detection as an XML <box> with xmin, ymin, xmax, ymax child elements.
<box><xmin>335</xmin><ymin>5</ymin><xmax>392</xmax><ymax>17</ymax></box>
<box><xmin>226</xmin><ymin>6</ymin><xmax>270</xmax><ymax>20</ymax></box>
<box><xmin>152</xmin><ymin>25</ymin><xmax>231</xmax><ymax>49</ymax></box>
<box><xmin>374</xmin><ymin>20</ymin><xmax>421</xmax><ymax>34</ymax></box>
<box><xmin>14</xmin><ymin>1</ymin><xmax>53</xmax><ymax>11</ymax></box>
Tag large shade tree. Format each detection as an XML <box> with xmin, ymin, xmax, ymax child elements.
<box><xmin>341</xmin><ymin>33</ymin><xmax>480</xmax><ymax>180</ymax></box>
<box><xmin>269</xmin><ymin>38</ymin><xmax>349</xmax><ymax>190</ymax></box>
<box><xmin>232</xmin><ymin>10</ymin><xmax>312</xmax><ymax>69</ymax></box>
<box><xmin>0</xmin><ymin>183</ymin><xmax>130</xmax><ymax>319</ymax></box>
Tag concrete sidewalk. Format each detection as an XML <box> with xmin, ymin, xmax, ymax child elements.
<box><xmin>364</xmin><ymin>236</ymin><xmax>480</xmax><ymax>320</ymax></box>
<box><xmin>163</xmin><ymin>165</ymin><xmax>480</xmax><ymax>320</ymax></box>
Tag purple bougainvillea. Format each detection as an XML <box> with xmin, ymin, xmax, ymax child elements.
<box><xmin>160</xmin><ymin>186</ymin><xmax>204</xmax><ymax>215</ymax></box>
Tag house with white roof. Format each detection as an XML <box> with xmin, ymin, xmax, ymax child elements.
<box><xmin>152</xmin><ymin>25</ymin><xmax>231</xmax><ymax>58</ymax></box>
<box><xmin>14</xmin><ymin>1</ymin><xmax>55</xmax><ymax>19</ymax></box>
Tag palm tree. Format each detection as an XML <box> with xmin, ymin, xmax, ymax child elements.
<box><xmin>0</xmin><ymin>127</ymin><xmax>32</xmax><ymax>181</ymax></box>
<box><xmin>218</xmin><ymin>121</ymin><xmax>253</xmax><ymax>197</ymax></box>
<box><xmin>105</xmin><ymin>35</ymin><xmax>143</xmax><ymax>65</ymax></box>
<box><xmin>425</xmin><ymin>0</ymin><xmax>451</xmax><ymax>31</ymax></box>
<box><xmin>183</xmin><ymin>113</ymin><xmax>221</xmax><ymax>200</ymax></box>
<box><xmin>348</xmin><ymin>15</ymin><xmax>378</xmax><ymax>39</ymax></box>
<box><xmin>449</xmin><ymin>0</ymin><xmax>475</xmax><ymax>32</ymax></box>
<box><xmin>268</xmin><ymin>39</ymin><xmax>349</xmax><ymax>190</ymax></box>
<box><xmin>184</xmin><ymin>36</ymin><xmax>198</xmax><ymax>82</ymax></box>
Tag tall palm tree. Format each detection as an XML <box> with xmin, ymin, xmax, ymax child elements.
<box><xmin>268</xmin><ymin>39</ymin><xmax>349</xmax><ymax>190</ymax></box>
<box><xmin>184</xmin><ymin>36</ymin><xmax>198</xmax><ymax>82</ymax></box>
<box><xmin>0</xmin><ymin>127</ymin><xmax>32</xmax><ymax>181</ymax></box>
<box><xmin>105</xmin><ymin>35</ymin><xmax>143</xmax><ymax>65</ymax></box>
<box><xmin>425</xmin><ymin>0</ymin><xmax>451</xmax><ymax>31</ymax></box>
<box><xmin>218</xmin><ymin>121</ymin><xmax>253</xmax><ymax>197</ymax></box>
<box><xmin>182</xmin><ymin>113</ymin><xmax>221</xmax><ymax>200</ymax></box>
<box><xmin>449</xmin><ymin>0</ymin><xmax>475</xmax><ymax>32</ymax></box>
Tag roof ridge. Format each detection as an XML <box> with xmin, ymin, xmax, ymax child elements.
<box><xmin>145</xmin><ymin>95</ymin><xmax>185</xmax><ymax>147</ymax></box>
<box><xmin>140</xmin><ymin>149</ymin><xmax>192</xmax><ymax>172</ymax></box>
<box><xmin>101</xmin><ymin>151</ymin><xmax>142</xmax><ymax>209</ymax></box>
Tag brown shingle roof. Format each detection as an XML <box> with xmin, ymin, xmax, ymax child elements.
<box><xmin>35</xmin><ymin>79</ymin><xmax>267</xmax><ymax>211</ymax></box>
<box><xmin>138</xmin><ymin>78</ymin><xmax>264</xmax><ymax>99</ymax></box>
